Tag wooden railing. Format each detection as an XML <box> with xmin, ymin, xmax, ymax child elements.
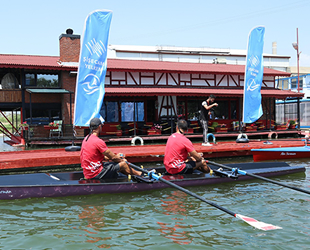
<box><xmin>0</xmin><ymin>90</ymin><xmax>22</xmax><ymax>102</ymax></box>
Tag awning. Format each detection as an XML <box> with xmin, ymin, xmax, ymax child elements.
<box><xmin>105</xmin><ymin>87</ymin><xmax>304</xmax><ymax>99</ymax></box>
<box><xmin>26</xmin><ymin>88</ymin><xmax>73</xmax><ymax>94</ymax></box>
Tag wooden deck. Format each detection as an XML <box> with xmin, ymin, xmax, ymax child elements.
<box><xmin>0</xmin><ymin>138</ymin><xmax>306</xmax><ymax>172</ymax></box>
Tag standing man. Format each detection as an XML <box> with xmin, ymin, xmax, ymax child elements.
<box><xmin>164</xmin><ymin>119</ymin><xmax>211</xmax><ymax>175</ymax></box>
<box><xmin>200</xmin><ymin>95</ymin><xmax>218</xmax><ymax>146</ymax></box>
<box><xmin>80</xmin><ymin>117</ymin><xmax>141</xmax><ymax>180</ymax></box>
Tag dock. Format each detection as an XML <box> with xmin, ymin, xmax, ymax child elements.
<box><xmin>0</xmin><ymin>139</ymin><xmax>306</xmax><ymax>172</ymax></box>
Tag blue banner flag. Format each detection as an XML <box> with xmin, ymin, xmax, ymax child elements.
<box><xmin>74</xmin><ymin>10</ymin><xmax>112</xmax><ymax>127</ymax></box>
<box><xmin>242</xmin><ymin>26</ymin><xmax>265</xmax><ymax>124</ymax></box>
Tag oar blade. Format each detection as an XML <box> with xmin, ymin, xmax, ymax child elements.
<box><xmin>235</xmin><ymin>214</ymin><xmax>282</xmax><ymax>231</ymax></box>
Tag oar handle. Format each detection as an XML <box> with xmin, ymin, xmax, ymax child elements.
<box><xmin>207</xmin><ymin>160</ymin><xmax>310</xmax><ymax>195</ymax></box>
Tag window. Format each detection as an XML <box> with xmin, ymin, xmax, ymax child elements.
<box><xmin>100</xmin><ymin>101</ymin><xmax>119</xmax><ymax>122</ymax></box>
<box><xmin>25</xmin><ymin>73</ymin><xmax>59</xmax><ymax>88</ymax></box>
<box><xmin>25</xmin><ymin>73</ymin><xmax>35</xmax><ymax>86</ymax></box>
<box><xmin>291</xmin><ymin>78</ymin><xmax>297</xmax><ymax>89</ymax></box>
<box><xmin>37</xmin><ymin>74</ymin><xmax>59</xmax><ymax>87</ymax></box>
<box><xmin>291</xmin><ymin>77</ymin><xmax>302</xmax><ymax>89</ymax></box>
<box><xmin>121</xmin><ymin>102</ymin><xmax>144</xmax><ymax>122</ymax></box>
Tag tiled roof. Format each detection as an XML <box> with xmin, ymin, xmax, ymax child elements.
<box><xmin>107</xmin><ymin>59</ymin><xmax>291</xmax><ymax>76</ymax></box>
<box><xmin>0</xmin><ymin>54</ymin><xmax>61</xmax><ymax>70</ymax></box>
<box><xmin>0</xmin><ymin>54</ymin><xmax>291</xmax><ymax>77</ymax></box>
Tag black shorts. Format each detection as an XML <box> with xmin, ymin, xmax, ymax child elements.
<box><xmin>93</xmin><ymin>162</ymin><xmax>120</xmax><ymax>179</ymax></box>
<box><xmin>178</xmin><ymin>161</ymin><xmax>196</xmax><ymax>174</ymax></box>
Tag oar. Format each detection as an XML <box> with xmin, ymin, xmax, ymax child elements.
<box><xmin>207</xmin><ymin>160</ymin><xmax>310</xmax><ymax>195</ymax></box>
<box><xmin>127</xmin><ymin>162</ymin><xmax>281</xmax><ymax>231</ymax></box>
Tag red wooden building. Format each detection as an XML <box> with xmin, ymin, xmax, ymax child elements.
<box><xmin>0</xmin><ymin>30</ymin><xmax>303</xmax><ymax>143</ymax></box>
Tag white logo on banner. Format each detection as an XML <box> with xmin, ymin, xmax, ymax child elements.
<box><xmin>85</xmin><ymin>38</ymin><xmax>106</xmax><ymax>57</ymax></box>
<box><xmin>246</xmin><ymin>55</ymin><xmax>261</xmax><ymax>92</ymax></box>
<box><xmin>249</xmin><ymin>55</ymin><xmax>260</xmax><ymax>67</ymax></box>
<box><xmin>82</xmin><ymin>74</ymin><xmax>100</xmax><ymax>95</ymax></box>
<box><xmin>247</xmin><ymin>78</ymin><xmax>260</xmax><ymax>92</ymax></box>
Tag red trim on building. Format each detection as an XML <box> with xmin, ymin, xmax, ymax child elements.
<box><xmin>105</xmin><ymin>87</ymin><xmax>303</xmax><ymax>99</ymax></box>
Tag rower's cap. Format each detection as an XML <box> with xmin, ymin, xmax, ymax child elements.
<box><xmin>89</xmin><ymin>117</ymin><xmax>104</xmax><ymax>130</ymax></box>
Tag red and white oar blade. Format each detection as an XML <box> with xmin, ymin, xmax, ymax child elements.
<box><xmin>235</xmin><ymin>214</ymin><xmax>282</xmax><ymax>231</ymax></box>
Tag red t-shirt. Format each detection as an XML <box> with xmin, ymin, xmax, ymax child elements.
<box><xmin>80</xmin><ymin>134</ymin><xmax>109</xmax><ymax>179</ymax></box>
<box><xmin>164</xmin><ymin>132</ymin><xmax>195</xmax><ymax>174</ymax></box>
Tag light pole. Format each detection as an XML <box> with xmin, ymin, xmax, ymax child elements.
<box><xmin>292</xmin><ymin>28</ymin><xmax>301</xmax><ymax>129</ymax></box>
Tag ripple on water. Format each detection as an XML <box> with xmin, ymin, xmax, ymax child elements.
<box><xmin>0</xmin><ymin>160</ymin><xmax>309</xmax><ymax>249</ymax></box>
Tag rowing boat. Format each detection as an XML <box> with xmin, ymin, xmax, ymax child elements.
<box><xmin>0</xmin><ymin>162</ymin><xmax>304</xmax><ymax>200</ymax></box>
<box><xmin>251</xmin><ymin>146</ymin><xmax>310</xmax><ymax>162</ymax></box>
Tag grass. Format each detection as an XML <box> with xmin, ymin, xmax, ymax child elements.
<box><xmin>0</xmin><ymin>113</ymin><xmax>21</xmax><ymax>134</ymax></box>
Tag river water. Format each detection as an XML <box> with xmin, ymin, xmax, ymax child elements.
<box><xmin>1</xmin><ymin>138</ymin><xmax>310</xmax><ymax>249</ymax></box>
<box><xmin>0</xmin><ymin>158</ymin><xmax>309</xmax><ymax>249</ymax></box>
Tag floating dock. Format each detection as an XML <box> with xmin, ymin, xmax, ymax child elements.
<box><xmin>0</xmin><ymin>139</ymin><xmax>306</xmax><ymax>172</ymax></box>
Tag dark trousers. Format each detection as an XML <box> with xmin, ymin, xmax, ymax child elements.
<box><xmin>200</xmin><ymin>120</ymin><xmax>208</xmax><ymax>143</ymax></box>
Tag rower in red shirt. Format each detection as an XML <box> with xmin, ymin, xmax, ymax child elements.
<box><xmin>80</xmin><ymin>117</ymin><xmax>141</xmax><ymax>179</ymax></box>
<box><xmin>164</xmin><ymin>119</ymin><xmax>211</xmax><ymax>175</ymax></box>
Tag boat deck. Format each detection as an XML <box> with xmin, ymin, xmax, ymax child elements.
<box><xmin>0</xmin><ymin>139</ymin><xmax>306</xmax><ymax>171</ymax></box>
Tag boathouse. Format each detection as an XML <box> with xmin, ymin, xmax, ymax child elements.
<box><xmin>0</xmin><ymin>30</ymin><xmax>303</xmax><ymax>145</ymax></box>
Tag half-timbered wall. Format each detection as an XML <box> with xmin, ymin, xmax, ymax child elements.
<box><xmin>158</xmin><ymin>96</ymin><xmax>177</xmax><ymax>117</ymax></box>
<box><xmin>105</xmin><ymin>71</ymin><xmax>275</xmax><ymax>88</ymax></box>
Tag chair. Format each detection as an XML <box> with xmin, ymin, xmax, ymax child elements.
<box><xmin>50</xmin><ymin>120</ymin><xmax>63</xmax><ymax>138</ymax></box>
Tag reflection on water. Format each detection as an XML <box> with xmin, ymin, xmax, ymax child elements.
<box><xmin>79</xmin><ymin>205</ymin><xmax>111</xmax><ymax>248</ymax></box>
<box><xmin>158</xmin><ymin>191</ymin><xmax>196</xmax><ymax>245</ymax></box>
<box><xmin>0</xmin><ymin>156</ymin><xmax>309</xmax><ymax>248</ymax></box>
<box><xmin>0</xmin><ymin>175</ymin><xmax>310</xmax><ymax>249</ymax></box>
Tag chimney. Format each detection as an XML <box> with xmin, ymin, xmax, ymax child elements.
<box><xmin>59</xmin><ymin>28</ymin><xmax>80</xmax><ymax>62</ymax></box>
<box><xmin>272</xmin><ymin>42</ymin><xmax>277</xmax><ymax>55</ymax></box>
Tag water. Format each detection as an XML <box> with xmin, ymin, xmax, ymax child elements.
<box><xmin>0</xmin><ymin>135</ymin><xmax>23</xmax><ymax>152</ymax></box>
<box><xmin>0</xmin><ymin>158</ymin><xmax>309</xmax><ymax>249</ymax></box>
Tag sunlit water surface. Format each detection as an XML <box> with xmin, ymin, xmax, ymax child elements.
<box><xmin>1</xmin><ymin>138</ymin><xmax>310</xmax><ymax>249</ymax></box>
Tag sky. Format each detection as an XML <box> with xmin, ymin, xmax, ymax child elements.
<box><xmin>0</xmin><ymin>0</ymin><xmax>309</xmax><ymax>66</ymax></box>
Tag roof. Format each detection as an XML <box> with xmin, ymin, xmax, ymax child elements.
<box><xmin>0</xmin><ymin>54</ymin><xmax>62</xmax><ymax>70</ymax></box>
<box><xmin>0</xmin><ymin>54</ymin><xmax>291</xmax><ymax>77</ymax></box>
<box><xmin>107</xmin><ymin>59</ymin><xmax>291</xmax><ymax>76</ymax></box>
<box><xmin>105</xmin><ymin>87</ymin><xmax>304</xmax><ymax>99</ymax></box>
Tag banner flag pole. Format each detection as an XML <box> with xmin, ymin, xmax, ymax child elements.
<box><xmin>73</xmin><ymin>10</ymin><xmax>113</xmax><ymax>127</ymax></box>
<box><xmin>242</xmin><ymin>26</ymin><xmax>265</xmax><ymax>124</ymax></box>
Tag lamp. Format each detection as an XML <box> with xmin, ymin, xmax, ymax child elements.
<box><xmin>292</xmin><ymin>28</ymin><xmax>301</xmax><ymax>93</ymax></box>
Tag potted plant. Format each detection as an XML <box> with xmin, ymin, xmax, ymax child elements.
<box><xmin>116</xmin><ymin>124</ymin><xmax>122</xmax><ymax>136</ymax></box>
<box><xmin>19</xmin><ymin>122</ymin><xmax>29</xmax><ymax>131</ymax></box>
<box><xmin>209</xmin><ymin>122</ymin><xmax>218</xmax><ymax>132</ymax></box>
<box><xmin>288</xmin><ymin>120</ymin><xmax>296</xmax><ymax>129</ymax></box>
<box><xmin>44</xmin><ymin>122</ymin><xmax>59</xmax><ymax>129</ymax></box>
<box><xmin>148</xmin><ymin>124</ymin><xmax>162</xmax><ymax>135</ymax></box>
